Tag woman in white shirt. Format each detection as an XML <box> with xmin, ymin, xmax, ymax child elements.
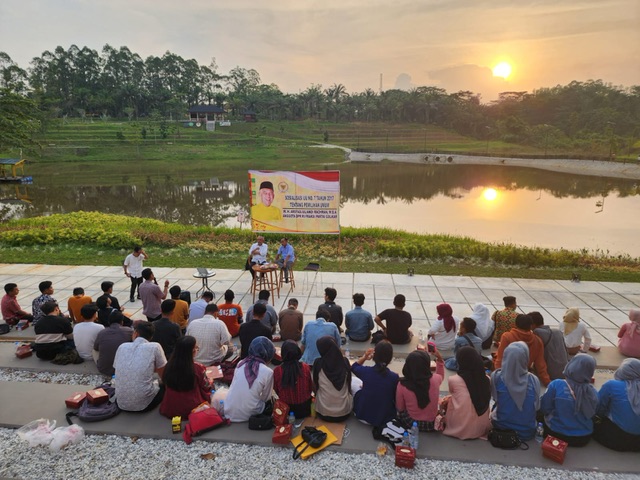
<box><xmin>561</xmin><ymin>308</ymin><xmax>592</xmax><ymax>355</ymax></box>
<box><xmin>428</xmin><ymin>303</ymin><xmax>459</xmax><ymax>351</ymax></box>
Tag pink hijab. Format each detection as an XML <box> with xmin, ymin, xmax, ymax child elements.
<box><xmin>437</xmin><ymin>303</ymin><xmax>455</xmax><ymax>333</ymax></box>
<box><xmin>626</xmin><ymin>309</ymin><xmax>640</xmax><ymax>338</ymax></box>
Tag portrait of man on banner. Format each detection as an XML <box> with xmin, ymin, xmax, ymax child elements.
<box><xmin>251</xmin><ymin>180</ymin><xmax>283</xmax><ymax>222</ymax></box>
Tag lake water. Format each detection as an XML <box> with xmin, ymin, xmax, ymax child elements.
<box><xmin>2</xmin><ymin>163</ymin><xmax>639</xmax><ymax>256</ymax></box>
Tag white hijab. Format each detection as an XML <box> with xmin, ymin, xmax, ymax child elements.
<box><xmin>469</xmin><ymin>303</ymin><xmax>492</xmax><ymax>341</ymax></box>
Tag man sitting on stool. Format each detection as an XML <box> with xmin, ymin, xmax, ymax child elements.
<box><xmin>248</xmin><ymin>236</ymin><xmax>268</xmax><ymax>280</ymax></box>
<box><xmin>275</xmin><ymin>237</ymin><xmax>295</xmax><ymax>283</ymax></box>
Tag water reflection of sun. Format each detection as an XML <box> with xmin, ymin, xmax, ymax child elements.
<box><xmin>483</xmin><ymin>188</ymin><xmax>498</xmax><ymax>201</ymax></box>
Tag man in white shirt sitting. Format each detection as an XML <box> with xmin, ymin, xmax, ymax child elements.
<box><xmin>247</xmin><ymin>236</ymin><xmax>268</xmax><ymax>279</ymax></box>
<box><xmin>73</xmin><ymin>303</ymin><xmax>104</xmax><ymax>362</ymax></box>
<box><xmin>188</xmin><ymin>291</ymin><xmax>214</xmax><ymax>324</ymax></box>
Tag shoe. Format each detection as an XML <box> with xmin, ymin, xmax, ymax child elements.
<box><xmin>137</xmin><ymin>295</ymin><xmax>141</xmax><ymax>300</ymax></box>
<box><xmin>130</xmin><ymin>298</ymin><xmax>135</xmax><ymax>303</ymax></box>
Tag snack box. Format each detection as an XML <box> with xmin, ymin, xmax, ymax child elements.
<box><xmin>15</xmin><ymin>344</ymin><xmax>32</xmax><ymax>359</ymax></box>
<box><xmin>205</xmin><ymin>365</ymin><xmax>223</xmax><ymax>382</ymax></box>
<box><xmin>588</xmin><ymin>344</ymin><xmax>601</xmax><ymax>352</ymax></box>
<box><xmin>273</xmin><ymin>347</ymin><xmax>282</xmax><ymax>362</ymax></box>
<box><xmin>395</xmin><ymin>445</ymin><xmax>416</xmax><ymax>469</ymax></box>
<box><xmin>65</xmin><ymin>392</ymin><xmax>87</xmax><ymax>409</ymax></box>
<box><xmin>272</xmin><ymin>424</ymin><xmax>292</xmax><ymax>444</ymax></box>
<box><xmin>86</xmin><ymin>388</ymin><xmax>109</xmax><ymax>405</ymax></box>
<box><xmin>16</xmin><ymin>319</ymin><xmax>29</xmax><ymax>330</ymax></box>
<box><xmin>416</xmin><ymin>343</ymin><xmax>427</xmax><ymax>351</ymax></box>
<box><xmin>542</xmin><ymin>435</ymin><xmax>568</xmax><ymax>464</ymax></box>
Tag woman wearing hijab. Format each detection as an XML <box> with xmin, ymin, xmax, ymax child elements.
<box><xmin>312</xmin><ymin>335</ymin><xmax>353</xmax><ymax>422</ymax></box>
<box><xmin>159</xmin><ymin>336</ymin><xmax>212</xmax><ymax>418</ymax></box>
<box><xmin>593</xmin><ymin>358</ymin><xmax>640</xmax><ymax>451</ymax></box>
<box><xmin>351</xmin><ymin>340</ymin><xmax>399</xmax><ymax>426</ymax></box>
<box><xmin>617</xmin><ymin>309</ymin><xmax>640</xmax><ymax>358</ymax></box>
<box><xmin>469</xmin><ymin>303</ymin><xmax>495</xmax><ymax>349</ymax></box>
<box><xmin>273</xmin><ymin>340</ymin><xmax>313</xmax><ymax>418</ymax></box>
<box><xmin>561</xmin><ymin>307</ymin><xmax>592</xmax><ymax>355</ymax></box>
<box><xmin>427</xmin><ymin>303</ymin><xmax>459</xmax><ymax>351</ymax></box>
<box><xmin>396</xmin><ymin>347</ymin><xmax>445</xmax><ymax>431</ymax></box>
<box><xmin>490</xmin><ymin>341</ymin><xmax>540</xmax><ymax>440</ymax></box>
<box><xmin>443</xmin><ymin>346</ymin><xmax>492</xmax><ymax>440</ymax></box>
<box><xmin>225</xmin><ymin>336</ymin><xmax>275</xmax><ymax>422</ymax></box>
<box><xmin>540</xmin><ymin>354</ymin><xmax>598</xmax><ymax>446</ymax></box>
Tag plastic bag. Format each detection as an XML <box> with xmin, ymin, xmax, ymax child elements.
<box><xmin>211</xmin><ymin>387</ymin><xmax>228</xmax><ymax>414</ymax></box>
<box><xmin>16</xmin><ymin>418</ymin><xmax>56</xmax><ymax>447</ymax></box>
<box><xmin>49</xmin><ymin>425</ymin><xmax>85</xmax><ymax>451</ymax></box>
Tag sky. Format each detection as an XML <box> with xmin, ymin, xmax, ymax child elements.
<box><xmin>1</xmin><ymin>0</ymin><xmax>638</xmax><ymax>102</ymax></box>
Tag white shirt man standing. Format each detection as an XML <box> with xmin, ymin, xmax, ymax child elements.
<box><xmin>123</xmin><ymin>246</ymin><xmax>149</xmax><ymax>303</ymax></box>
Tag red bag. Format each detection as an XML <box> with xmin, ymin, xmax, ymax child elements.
<box><xmin>542</xmin><ymin>435</ymin><xmax>568</xmax><ymax>464</ymax></box>
<box><xmin>272</xmin><ymin>399</ymin><xmax>290</xmax><ymax>426</ymax></box>
<box><xmin>182</xmin><ymin>407</ymin><xmax>229</xmax><ymax>444</ymax></box>
<box><xmin>214</xmin><ymin>356</ymin><xmax>240</xmax><ymax>385</ymax></box>
<box><xmin>272</xmin><ymin>424</ymin><xmax>292</xmax><ymax>444</ymax></box>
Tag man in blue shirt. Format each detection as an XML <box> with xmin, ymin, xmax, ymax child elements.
<box><xmin>301</xmin><ymin>307</ymin><xmax>341</xmax><ymax>364</ymax></box>
<box><xmin>345</xmin><ymin>293</ymin><xmax>374</xmax><ymax>342</ymax></box>
<box><xmin>275</xmin><ymin>237</ymin><xmax>295</xmax><ymax>283</ymax></box>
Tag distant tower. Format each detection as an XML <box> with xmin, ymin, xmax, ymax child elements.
<box><xmin>379</xmin><ymin>73</ymin><xmax>383</xmax><ymax>93</ymax></box>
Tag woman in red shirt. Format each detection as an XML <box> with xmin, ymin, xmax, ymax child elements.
<box><xmin>273</xmin><ymin>340</ymin><xmax>313</xmax><ymax>418</ymax></box>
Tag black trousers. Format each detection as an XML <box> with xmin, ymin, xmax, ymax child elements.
<box><xmin>593</xmin><ymin>415</ymin><xmax>640</xmax><ymax>452</ymax></box>
<box><xmin>129</xmin><ymin>276</ymin><xmax>143</xmax><ymax>300</ymax></box>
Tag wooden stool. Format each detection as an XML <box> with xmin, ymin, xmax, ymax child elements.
<box><xmin>278</xmin><ymin>264</ymin><xmax>295</xmax><ymax>290</ymax></box>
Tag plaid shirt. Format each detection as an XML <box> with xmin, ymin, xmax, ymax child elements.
<box><xmin>492</xmin><ymin>308</ymin><xmax>518</xmax><ymax>344</ymax></box>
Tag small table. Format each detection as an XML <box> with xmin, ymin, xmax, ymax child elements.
<box><xmin>193</xmin><ymin>268</ymin><xmax>216</xmax><ymax>298</ymax></box>
<box><xmin>251</xmin><ymin>264</ymin><xmax>280</xmax><ymax>305</ymax></box>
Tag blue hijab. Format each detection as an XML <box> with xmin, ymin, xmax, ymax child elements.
<box><xmin>238</xmin><ymin>336</ymin><xmax>275</xmax><ymax>388</ymax></box>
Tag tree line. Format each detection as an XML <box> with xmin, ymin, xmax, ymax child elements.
<box><xmin>1</xmin><ymin>44</ymin><xmax>639</xmax><ymax>155</ymax></box>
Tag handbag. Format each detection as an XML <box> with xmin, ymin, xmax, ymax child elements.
<box><xmin>272</xmin><ymin>399</ymin><xmax>290</xmax><ymax>426</ymax></box>
<box><xmin>371</xmin><ymin>330</ymin><xmax>387</xmax><ymax>345</ymax></box>
<box><xmin>248</xmin><ymin>413</ymin><xmax>273</xmax><ymax>431</ymax></box>
<box><xmin>488</xmin><ymin>428</ymin><xmax>529</xmax><ymax>450</ymax></box>
<box><xmin>182</xmin><ymin>407</ymin><xmax>229</xmax><ymax>445</ymax></box>
<box><xmin>372</xmin><ymin>418</ymin><xmax>406</xmax><ymax>446</ymax></box>
<box><xmin>293</xmin><ymin>426</ymin><xmax>328</xmax><ymax>459</ymax></box>
<box><xmin>272</xmin><ymin>424</ymin><xmax>293</xmax><ymax>445</ymax></box>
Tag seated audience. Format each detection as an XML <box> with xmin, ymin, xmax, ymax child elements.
<box><xmin>67</xmin><ymin>287</ymin><xmax>92</xmax><ymax>323</ymax></box>
<box><xmin>188</xmin><ymin>291</ymin><xmax>214</xmax><ymax>324</ymax></box>
<box><xmin>345</xmin><ymin>293</ymin><xmax>374</xmax><ymax>342</ymax></box>
<box><xmin>428</xmin><ymin>303</ymin><xmax>459</xmax><ymax>351</ymax></box>
<box><xmin>114</xmin><ymin>322</ymin><xmax>167</xmax><ymax>412</ymax></box>
<box><xmin>151</xmin><ymin>299</ymin><xmax>182</xmax><ymax>359</ymax></box>
<box><xmin>100</xmin><ymin>281</ymin><xmax>122</xmax><ymax>311</ymax></box>
<box><xmin>445</xmin><ymin>317</ymin><xmax>482</xmax><ymax>371</ymax></box>
<box><xmin>617</xmin><ymin>309</ymin><xmax>640</xmax><ymax>358</ymax></box>
<box><xmin>73</xmin><ymin>304</ymin><xmax>104</xmax><ymax>361</ymax></box>
<box><xmin>320</xmin><ymin>287</ymin><xmax>344</xmax><ymax>331</ymax></box>
<box><xmin>492</xmin><ymin>295</ymin><xmax>518</xmax><ymax>346</ymax></box>
<box><xmin>374</xmin><ymin>294</ymin><xmax>413</xmax><ymax>345</ymax></box>
<box><xmin>540</xmin><ymin>353</ymin><xmax>598</xmax><ymax>446</ymax></box>
<box><xmin>490</xmin><ymin>341</ymin><xmax>540</xmax><ymax>441</ymax></box>
<box><xmin>238</xmin><ymin>303</ymin><xmax>273</xmax><ymax>359</ymax></box>
<box><xmin>1</xmin><ymin>283</ymin><xmax>34</xmax><ymax>325</ymax></box>
<box><xmin>166</xmin><ymin>285</ymin><xmax>189</xmax><ymax>332</ymax></box>
<box><xmin>245</xmin><ymin>290</ymin><xmax>278</xmax><ymax>334</ymax></box>
<box><xmin>94</xmin><ymin>311</ymin><xmax>133</xmax><ymax>377</ymax></box>
<box><xmin>351</xmin><ymin>341</ymin><xmax>399</xmax><ymax>426</ymax></box>
<box><xmin>159</xmin><ymin>335</ymin><xmax>212</xmax><ymax>418</ymax></box>
<box><xmin>442</xmin><ymin>347</ymin><xmax>492</xmax><ymax>440</ymax></box>
<box><xmin>396</xmin><ymin>348</ymin><xmax>445</xmax><ymax>431</ymax></box>
<box><xmin>494</xmin><ymin>314</ymin><xmax>550</xmax><ymax>386</ymax></box>
<box><xmin>301</xmin><ymin>307</ymin><xmax>341</xmax><ymax>365</ymax></box>
<box><xmin>33</xmin><ymin>301</ymin><xmax>75</xmax><ymax>361</ymax></box>
<box><xmin>186</xmin><ymin>303</ymin><xmax>235</xmax><ymax>365</ymax></box>
<box><xmin>96</xmin><ymin>295</ymin><xmax>118</xmax><ymax>327</ymax></box>
<box><xmin>278</xmin><ymin>298</ymin><xmax>303</xmax><ymax>341</ymax></box>
<box><xmin>530</xmin><ymin>311</ymin><xmax>568</xmax><ymax>380</ymax></box>
<box><xmin>225</xmin><ymin>337</ymin><xmax>275</xmax><ymax>422</ymax></box>
<box><xmin>469</xmin><ymin>302</ymin><xmax>494</xmax><ymax>349</ymax></box>
<box><xmin>561</xmin><ymin>307</ymin><xmax>592</xmax><ymax>355</ymax></box>
<box><xmin>32</xmin><ymin>281</ymin><xmax>57</xmax><ymax>324</ymax></box>
<box><xmin>593</xmin><ymin>358</ymin><xmax>640</xmax><ymax>452</ymax></box>
<box><xmin>217</xmin><ymin>289</ymin><xmax>243</xmax><ymax>337</ymax></box>
<box><xmin>313</xmin><ymin>336</ymin><xmax>353</xmax><ymax>422</ymax></box>
<box><xmin>273</xmin><ymin>340</ymin><xmax>313</xmax><ymax>418</ymax></box>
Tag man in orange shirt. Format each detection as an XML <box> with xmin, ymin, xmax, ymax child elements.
<box><xmin>166</xmin><ymin>285</ymin><xmax>189</xmax><ymax>332</ymax></box>
<box><xmin>494</xmin><ymin>313</ymin><xmax>551</xmax><ymax>386</ymax></box>
<box><xmin>67</xmin><ymin>287</ymin><xmax>93</xmax><ymax>323</ymax></box>
<box><xmin>217</xmin><ymin>289</ymin><xmax>243</xmax><ymax>337</ymax></box>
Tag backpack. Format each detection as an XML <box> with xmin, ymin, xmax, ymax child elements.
<box><xmin>372</xmin><ymin>418</ymin><xmax>407</xmax><ymax>446</ymax></box>
<box><xmin>66</xmin><ymin>384</ymin><xmax>120</xmax><ymax>424</ymax></box>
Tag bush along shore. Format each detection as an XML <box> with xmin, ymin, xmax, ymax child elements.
<box><xmin>1</xmin><ymin>211</ymin><xmax>639</xmax><ymax>281</ymax></box>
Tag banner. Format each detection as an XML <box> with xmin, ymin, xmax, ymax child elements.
<box><xmin>249</xmin><ymin>170</ymin><xmax>340</xmax><ymax>234</ymax></box>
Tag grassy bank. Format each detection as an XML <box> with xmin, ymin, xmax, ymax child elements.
<box><xmin>2</xmin><ymin>212</ymin><xmax>639</xmax><ymax>282</ymax></box>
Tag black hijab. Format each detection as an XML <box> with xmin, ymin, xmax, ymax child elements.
<box><xmin>312</xmin><ymin>336</ymin><xmax>351</xmax><ymax>392</ymax></box>
<box><xmin>280</xmin><ymin>340</ymin><xmax>303</xmax><ymax>389</ymax></box>
<box><xmin>456</xmin><ymin>346</ymin><xmax>491</xmax><ymax>416</ymax></box>
<box><xmin>400</xmin><ymin>351</ymin><xmax>432</xmax><ymax>409</ymax></box>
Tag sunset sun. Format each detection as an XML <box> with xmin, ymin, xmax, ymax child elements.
<box><xmin>483</xmin><ymin>188</ymin><xmax>498</xmax><ymax>201</ymax></box>
<box><xmin>492</xmin><ymin>62</ymin><xmax>512</xmax><ymax>79</ymax></box>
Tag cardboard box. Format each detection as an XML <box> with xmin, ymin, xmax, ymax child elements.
<box><xmin>542</xmin><ymin>435</ymin><xmax>568</xmax><ymax>464</ymax></box>
<box><xmin>86</xmin><ymin>388</ymin><xmax>109</xmax><ymax>405</ymax></box>
<box><xmin>205</xmin><ymin>365</ymin><xmax>223</xmax><ymax>382</ymax></box>
<box><xmin>65</xmin><ymin>392</ymin><xmax>87</xmax><ymax>409</ymax></box>
<box><xmin>395</xmin><ymin>446</ymin><xmax>416</xmax><ymax>469</ymax></box>
<box><xmin>15</xmin><ymin>345</ymin><xmax>32</xmax><ymax>359</ymax></box>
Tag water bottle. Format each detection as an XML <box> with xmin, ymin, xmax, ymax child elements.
<box><xmin>288</xmin><ymin>412</ymin><xmax>295</xmax><ymax>425</ymax></box>
<box><xmin>111</xmin><ymin>374</ymin><xmax>116</xmax><ymax>386</ymax></box>
<box><xmin>344</xmin><ymin>338</ymin><xmax>350</xmax><ymax>359</ymax></box>
<box><xmin>219</xmin><ymin>400</ymin><xmax>225</xmax><ymax>419</ymax></box>
<box><xmin>419</xmin><ymin>330</ymin><xmax>424</xmax><ymax>344</ymax></box>
<box><xmin>535</xmin><ymin>422</ymin><xmax>544</xmax><ymax>443</ymax></box>
<box><xmin>310</xmin><ymin>398</ymin><xmax>316</xmax><ymax>418</ymax></box>
<box><xmin>210</xmin><ymin>389</ymin><xmax>216</xmax><ymax>402</ymax></box>
<box><xmin>410</xmin><ymin>421</ymin><xmax>419</xmax><ymax>450</ymax></box>
<box><xmin>402</xmin><ymin>431</ymin><xmax>410</xmax><ymax>447</ymax></box>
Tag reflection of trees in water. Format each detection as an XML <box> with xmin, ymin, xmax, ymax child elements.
<box><xmin>2</xmin><ymin>164</ymin><xmax>638</xmax><ymax>224</ymax></box>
